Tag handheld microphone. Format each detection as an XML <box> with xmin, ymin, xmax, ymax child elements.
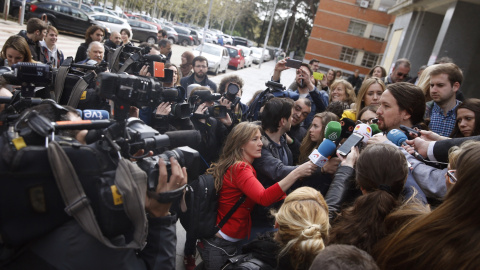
<box><xmin>79</xmin><ymin>109</ymin><xmax>110</xmax><ymax>120</ymax></box>
<box><xmin>370</xmin><ymin>123</ymin><xmax>382</xmax><ymax>135</ymax></box>
<box><xmin>353</xmin><ymin>123</ymin><xmax>373</xmax><ymax>144</ymax></box>
<box><xmin>324</xmin><ymin>121</ymin><xmax>342</xmax><ymax>142</ymax></box>
<box><xmin>340</xmin><ymin>118</ymin><xmax>356</xmax><ymax>139</ymax></box>
<box><xmin>387</xmin><ymin>129</ymin><xmax>426</xmax><ymax>162</ymax></box>
<box><xmin>308</xmin><ymin>121</ymin><xmax>342</xmax><ymax>167</ymax></box>
<box><xmin>308</xmin><ymin>139</ymin><xmax>337</xmax><ymax>167</ymax></box>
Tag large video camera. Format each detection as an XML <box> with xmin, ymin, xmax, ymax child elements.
<box><xmin>245</xmin><ymin>81</ymin><xmax>300</xmax><ymax>121</ymax></box>
<box><xmin>188</xmin><ymin>89</ymin><xmax>227</xmax><ymax>119</ymax></box>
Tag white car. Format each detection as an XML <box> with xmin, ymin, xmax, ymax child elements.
<box><xmin>197</xmin><ymin>31</ymin><xmax>215</xmax><ymax>44</ymax></box>
<box><xmin>193</xmin><ymin>43</ymin><xmax>230</xmax><ymax>75</ymax></box>
<box><xmin>250</xmin><ymin>47</ymin><xmax>271</xmax><ymax>63</ymax></box>
<box><xmin>89</xmin><ymin>12</ymin><xmax>131</xmax><ymax>34</ymax></box>
<box><xmin>237</xmin><ymin>45</ymin><xmax>253</xmax><ymax>67</ymax></box>
<box><xmin>222</xmin><ymin>34</ymin><xmax>233</xmax><ymax>45</ymax></box>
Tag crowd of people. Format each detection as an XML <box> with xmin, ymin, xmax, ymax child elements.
<box><xmin>1</xmin><ymin>17</ymin><xmax>480</xmax><ymax>270</ymax></box>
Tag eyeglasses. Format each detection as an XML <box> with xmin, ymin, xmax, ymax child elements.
<box><xmin>396</xmin><ymin>72</ymin><xmax>408</xmax><ymax>78</ymax></box>
<box><xmin>357</xmin><ymin>118</ymin><xmax>375</xmax><ymax>125</ymax></box>
<box><xmin>446</xmin><ymin>169</ymin><xmax>457</xmax><ymax>184</ymax></box>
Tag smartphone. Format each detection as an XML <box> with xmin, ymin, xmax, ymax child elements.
<box><xmin>285</xmin><ymin>58</ymin><xmax>302</xmax><ymax>69</ymax></box>
<box><xmin>337</xmin><ymin>133</ymin><xmax>363</xmax><ymax>156</ymax></box>
<box><xmin>399</xmin><ymin>125</ymin><xmax>420</xmax><ymax>139</ymax></box>
<box><xmin>313</xmin><ymin>72</ymin><xmax>324</xmax><ymax>81</ymax></box>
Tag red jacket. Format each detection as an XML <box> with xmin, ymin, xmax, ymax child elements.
<box><xmin>217</xmin><ymin>162</ymin><xmax>285</xmax><ymax>239</ymax></box>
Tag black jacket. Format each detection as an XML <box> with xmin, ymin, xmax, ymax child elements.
<box><xmin>286</xmin><ymin>124</ymin><xmax>306</xmax><ymax>165</ymax></box>
<box><xmin>18</xmin><ymin>30</ymin><xmax>44</xmax><ymax>62</ymax></box>
<box><xmin>191</xmin><ymin>114</ymin><xmax>228</xmax><ymax>173</ymax></box>
<box><xmin>3</xmin><ymin>214</ymin><xmax>178</xmax><ymax>270</ymax></box>
<box><xmin>324</xmin><ymin>165</ymin><xmax>361</xmax><ymax>223</ymax></box>
<box><xmin>180</xmin><ymin>73</ymin><xmax>217</xmax><ymax>95</ymax></box>
<box><xmin>75</xmin><ymin>42</ymin><xmax>89</xmax><ymax>63</ymax></box>
<box><xmin>433</xmin><ymin>135</ymin><xmax>480</xmax><ymax>163</ymax></box>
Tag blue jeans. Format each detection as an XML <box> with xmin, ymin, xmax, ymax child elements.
<box><xmin>196</xmin><ymin>237</ymin><xmax>241</xmax><ymax>270</ymax></box>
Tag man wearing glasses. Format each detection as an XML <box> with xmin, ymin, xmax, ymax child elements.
<box><xmin>383</xmin><ymin>58</ymin><xmax>411</xmax><ymax>85</ymax></box>
<box><xmin>180</xmin><ymin>56</ymin><xmax>217</xmax><ymax>94</ymax></box>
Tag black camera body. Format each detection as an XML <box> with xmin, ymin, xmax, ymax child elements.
<box><xmin>188</xmin><ymin>89</ymin><xmax>227</xmax><ymax>119</ymax></box>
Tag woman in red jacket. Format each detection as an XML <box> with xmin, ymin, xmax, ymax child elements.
<box><xmin>197</xmin><ymin>122</ymin><xmax>317</xmax><ymax>270</ymax></box>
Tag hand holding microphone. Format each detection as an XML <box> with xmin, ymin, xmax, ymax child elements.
<box><xmin>387</xmin><ymin>129</ymin><xmax>426</xmax><ymax>162</ymax></box>
<box><xmin>308</xmin><ymin>121</ymin><xmax>341</xmax><ymax>167</ymax></box>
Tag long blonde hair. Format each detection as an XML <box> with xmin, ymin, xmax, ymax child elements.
<box><xmin>354</xmin><ymin>77</ymin><xmax>385</xmax><ymax>114</ymax></box>
<box><xmin>207</xmin><ymin>122</ymin><xmax>261</xmax><ymax>191</ymax></box>
<box><xmin>273</xmin><ymin>187</ymin><xmax>330</xmax><ymax>270</ymax></box>
<box><xmin>298</xmin><ymin>112</ymin><xmax>338</xmax><ymax>164</ymax></box>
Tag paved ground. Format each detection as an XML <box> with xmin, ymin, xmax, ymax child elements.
<box><xmin>0</xmin><ymin>18</ymin><xmax>297</xmax><ymax>270</ymax></box>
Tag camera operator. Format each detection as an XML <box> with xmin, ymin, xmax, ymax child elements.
<box><xmin>150</xmin><ymin>64</ymin><xmax>195</xmax><ymax>134</ymax></box>
<box><xmin>189</xmin><ymin>86</ymin><xmax>231</xmax><ymax>172</ymax></box>
<box><xmin>1</xmin><ymin>103</ymin><xmax>185</xmax><ymax>270</ymax></box>
<box><xmin>218</xmin><ymin>75</ymin><xmax>249</xmax><ymax>125</ymax></box>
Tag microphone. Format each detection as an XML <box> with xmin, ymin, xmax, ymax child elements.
<box><xmin>370</xmin><ymin>123</ymin><xmax>382</xmax><ymax>135</ymax></box>
<box><xmin>324</xmin><ymin>121</ymin><xmax>342</xmax><ymax>142</ymax></box>
<box><xmin>386</xmin><ymin>129</ymin><xmax>426</xmax><ymax>162</ymax></box>
<box><xmin>340</xmin><ymin>118</ymin><xmax>356</xmax><ymax>139</ymax></box>
<box><xmin>353</xmin><ymin>123</ymin><xmax>373</xmax><ymax>144</ymax></box>
<box><xmin>308</xmin><ymin>121</ymin><xmax>342</xmax><ymax>167</ymax></box>
<box><xmin>308</xmin><ymin>139</ymin><xmax>337</xmax><ymax>167</ymax></box>
<box><xmin>77</xmin><ymin>109</ymin><xmax>110</xmax><ymax>120</ymax></box>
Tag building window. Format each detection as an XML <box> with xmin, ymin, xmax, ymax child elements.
<box><xmin>361</xmin><ymin>52</ymin><xmax>380</xmax><ymax>68</ymax></box>
<box><xmin>378</xmin><ymin>0</ymin><xmax>397</xmax><ymax>12</ymax></box>
<box><xmin>356</xmin><ymin>0</ymin><xmax>373</xmax><ymax>8</ymax></box>
<box><xmin>370</xmin><ymin>24</ymin><xmax>388</xmax><ymax>41</ymax></box>
<box><xmin>340</xmin><ymin>47</ymin><xmax>358</xmax><ymax>63</ymax></box>
<box><xmin>348</xmin><ymin>20</ymin><xmax>367</xmax><ymax>36</ymax></box>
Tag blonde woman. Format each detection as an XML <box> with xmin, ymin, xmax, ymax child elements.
<box><xmin>273</xmin><ymin>187</ymin><xmax>330</xmax><ymax>270</ymax></box>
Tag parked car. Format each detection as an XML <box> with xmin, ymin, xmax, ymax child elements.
<box><xmin>193</xmin><ymin>43</ymin><xmax>229</xmax><ymax>75</ymax></box>
<box><xmin>188</xmin><ymin>29</ymin><xmax>200</xmax><ymax>45</ymax></box>
<box><xmin>222</xmin><ymin>34</ymin><xmax>233</xmax><ymax>45</ymax></box>
<box><xmin>196</xmin><ymin>30</ymin><xmax>214</xmax><ymax>44</ymax></box>
<box><xmin>127</xmin><ymin>19</ymin><xmax>157</xmax><ymax>44</ymax></box>
<box><xmin>128</xmin><ymin>15</ymin><xmax>162</xmax><ymax>31</ymax></box>
<box><xmin>91</xmin><ymin>6</ymin><xmax>120</xmax><ymax>17</ymax></box>
<box><xmin>89</xmin><ymin>12</ymin><xmax>131</xmax><ymax>34</ymax></box>
<box><xmin>224</xmin><ymin>45</ymin><xmax>245</xmax><ymax>70</ymax></box>
<box><xmin>161</xmin><ymin>25</ymin><xmax>178</xmax><ymax>44</ymax></box>
<box><xmin>250</xmin><ymin>47</ymin><xmax>271</xmax><ymax>63</ymax></box>
<box><xmin>26</xmin><ymin>1</ymin><xmax>100</xmax><ymax>36</ymax></box>
<box><xmin>172</xmin><ymin>26</ymin><xmax>194</xmax><ymax>46</ymax></box>
<box><xmin>65</xmin><ymin>0</ymin><xmax>94</xmax><ymax>13</ymax></box>
<box><xmin>0</xmin><ymin>0</ymin><xmax>33</xmax><ymax>17</ymax></box>
<box><xmin>232</xmin><ymin>36</ymin><xmax>248</xmax><ymax>47</ymax></box>
<box><xmin>237</xmin><ymin>45</ymin><xmax>253</xmax><ymax>67</ymax></box>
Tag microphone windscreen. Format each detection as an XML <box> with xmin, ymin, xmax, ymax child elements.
<box><xmin>82</xmin><ymin>110</ymin><xmax>110</xmax><ymax>120</ymax></box>
<box><xmin>353</xmin><ymin>124</ymin><xmax>373</xmax><ymax>144</ymax></box>
<box><xmin>165</xmin><ymin>130</ymin><xmax>201</xmax><ymax>150</ymax></box>
<box><xmin>340</xmin><ymin>118</ymin><xmax>356</xmax><ymax>138</ymax></box>
<box><xmin>324</xmin><ymin>121</ymin><xmax>342</xmax><ymax>141</ymax></box>
<box><xmin>317</xmin><ymin>139</ymin><xmax>337</xmax><ymax>157</ymax></box>
<box><xmin>370</xmin><ymin>124</ymin><xmax>382</xmax><ymax>135</ymax></box>
<box><xmin>386</xmin><ymin>129</ymin><xmax>408</xmax><ymax>146</ymax></box>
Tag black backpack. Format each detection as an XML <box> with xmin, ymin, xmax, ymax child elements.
<box><xmin>187</xmin><ymin>174</ymin><xmax>245</xmax><ymax>239</ymax></box>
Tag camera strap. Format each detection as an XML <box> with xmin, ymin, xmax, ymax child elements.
<box><xmin>66</xmin><ymin>72</ymin><xmax>94</xmax><ymax>108</ymax></box>
<box><xmin>109</xmin><ymin>46</ymin><xmax>123</xmax><ymax>72</ymax></box>
<box><xmin>54</xmin><ymin>63</ymin><xmax>71</xmax><ymax>103</ymax></box>
<box><xmin>47</xmin><ymin>141</ymin><xmax>148</xmax><ymax>250</ymax></box>
<box><xmin>118</xmin><ymin>57</ymin><xmax>135</xmax><ymax>73</ymax></box>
